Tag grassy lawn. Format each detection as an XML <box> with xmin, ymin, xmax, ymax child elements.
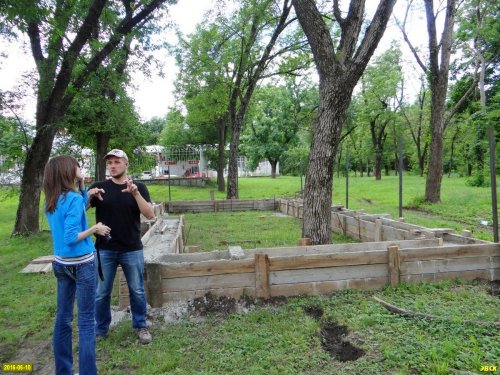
<box><xmin>147</xmin><ymin>175</ymin><xmax>497</xmax><ymax>241</ymax></box>
<box><xmin>0</xmin><ymin>176</ymin><xmax>499</xmax><ymax>374</ymax></box>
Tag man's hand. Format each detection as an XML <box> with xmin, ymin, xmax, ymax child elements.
<box><xmin>122</xmin><ymin>177</ymin><xmax>139</xmax><ymax>196</ymax></box>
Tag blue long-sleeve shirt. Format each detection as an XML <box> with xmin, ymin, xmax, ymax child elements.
<box><xmin>46</xmin><ymin>189</ymin><xmax>94</xmax><ymax>257</ymax></box>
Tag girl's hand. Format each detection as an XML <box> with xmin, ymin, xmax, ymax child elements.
<box><xmin>88</xmin><ymin>187</ymin><xmax>105</xmax><ymax>201</ymax></box>
<box><xmin>93</xmin><ymin>222</ymin><xmax>111</xmax><ymax>237</ymax></box>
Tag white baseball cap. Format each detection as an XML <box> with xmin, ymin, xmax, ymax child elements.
<box><xmin>104</xmin><ymin>149</ymin><xmax>128</xmax><ymax>162</ymax></box>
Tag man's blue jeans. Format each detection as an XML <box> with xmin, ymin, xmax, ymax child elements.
<box><xmin>52</xmin><ymin>260</ymin><xmax>97</xmax><ymax>375</ymax></box>
<box><xmin>95</xmin><ymin>249</ymin><xmax>148</xmax><ymax>335</ymax></box>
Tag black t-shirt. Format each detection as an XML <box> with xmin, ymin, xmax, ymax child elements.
<box><xmin>90</xmin><ymin>179</ymin><xmax>151</xmax><ymax>252</ymax></box>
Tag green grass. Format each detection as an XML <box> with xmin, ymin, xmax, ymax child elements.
<box><xmin>1</xmin><ymin>176</ymin><xmax>499</xmax><ymax>374</ymax></box>
<box><xmin>147</xmin><ymin>175</ymin><xmax>497</xmax><ymax>241</ymax></box>
<box><xmin>183</xmin><ymin>211</ymin><xmax>355</xmax><ymax>251</ymax></box>
<box><xmin>94</xmin><ymin>283</ymin><xmax>499</xmax><ymax>375</ymax></box>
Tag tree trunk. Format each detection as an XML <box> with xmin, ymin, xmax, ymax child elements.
<box><xmin>95</xmin><ymin>131</ymin><xmax>110</xmax><ymax>180</ymax></box>
<box><xmin>302</xmin><ymin>82</ymin><xmax>352</xmax><ymax>244</ymax></box>
<box><xmin>425</xmin><ymin>75</ymin><xmax>447</xmax><ymax>202</ymax></box>
<box><xmin>14</xmin><ymin>125</ymin><xmax>57</xmax><ymax>234</ymax></box>
<box><xmin>374</xmin><ymin>147</ymin><xmax>383</xmax><ymax>180</ymax></box>
<box><xmin>270</xmin><ymin>159</ymin><xmax>278</xmax><ymax>178</ymax></box>
<box><xmin>217</xmin><ymin>117</ymin><xmax>226</xmax><ymax>192</ymax></box>
<box><xmin>226</xmin><ymin>124</ymin><xmax>241</xmax><ymax>199</ymax></box>
<box><xmin>424</xmin><ymin>0</ymin><xmax>456</xmax><ymax>202</ymax></box>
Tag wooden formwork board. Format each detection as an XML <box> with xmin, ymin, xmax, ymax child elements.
<box><xmin>268</xmin><ymin>250</ymin><xmax>388</xmax><ymax>271</ymax></box>
<box><xmin>158</xmin><ymin>259</ymin><xmax>255</xmax><ymax>278</ymax></box>
<box><xmin>400</xmin><ymin>243</ymin><xmax>499</xmax><ymax>262</ymax></box>
<box><xmin>400</xmin><ymin>256</ymin><xmax>500</xmax><ymax>276</ymax></box>
<box><xmin>270</xmin><ymin>264</ymin><xmax>388</xmax><ymax>285</ymax></box>
<box><xmin>270</xmin><ymin>277</ymin><xmax>388</xmax><ymax>297</ymax></box>
<box><xmin>168</xmin><ymin>199</ymin><xmax>277</xmax><ymax>213</ymax></box>
<box><xmin>380</xmin><ymin>225</ymin><xmax>414</xmax><ymax>241</ymax></box>
<box><xmin>162</xmin><ymin>272</ymin><xmax>256</xmax><ymax>292</ymax></box>
<box><xmin>443</xmin><ymin>233</ymin><xmax>486</xmax><ymax>244</ymax></box>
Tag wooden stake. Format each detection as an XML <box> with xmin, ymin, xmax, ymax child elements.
<box><xmin>255</xmin><ymin>253</ymin><xmax>270</xmax><ymax>299</ymax></box>
<box><xmin>387</xmin><ymin>245</ymin><xmax>400</xmax><ymax>287</ymax></box>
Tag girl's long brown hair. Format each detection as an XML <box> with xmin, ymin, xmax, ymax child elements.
<box><xmin>43</xmin><ymin>156</ymin><xmax>79</xmax><ymax>213</ymax></box>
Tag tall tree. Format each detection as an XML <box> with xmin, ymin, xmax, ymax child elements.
<box><xmin>292</xmin><ymin>0</ymin><xmax>396</xmax><ymax>244</ymax></box>
<box><xmin>397</xmin><ymin>77</ymin><xmax>430</xmax><ymax>176</ymax></box>
<box><xmin>1</xmin><ymin>0</ymin><xmax>175</xmax><ymax>235</ymax></box>
<box><xmin>398</xmin><ymin>0</ymin><xmax>479</xmax><ymax>202</ymax></box>
<box><xmin>225</xmin><ymin>0</ymin><xmax>294</xmax><ymax>199</ymax></box>
<box><xmin>359</xmin><ymin>45</ymin><xmax>403</xmax><ymax>180</ymax></box>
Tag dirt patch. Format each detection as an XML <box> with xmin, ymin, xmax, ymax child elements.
<box><xmin>304</xmin><ymin>304</ymin><xmax>324</xmax><ymax>320</ymax></box>
<box><xmin>303</xmin><ymin>305</ymin><xmax>365</xmax><ymax>362</ymax></box>
<box><xmin>7</xmin><ymin>340</ymin><xmax>55</xmax><ymax>375</ymax></box>
<box><xmin>188</xmin><ymin>292</ymin><xmax>289</xmax><ymax>317</ymax></box>
<box><xmin>320</xmin><ymin>318</ymin><xmax>365</xmax><ymax>362</ymax></box>
<box><xmin>473</xmin><ymin>278</ymin><xmax>500</xmax><ymax>298</ymax></box>
<box><xmin>188</xmin><ymin>292</ymin><xmax>237</xmax><ymax>316</ymax></box>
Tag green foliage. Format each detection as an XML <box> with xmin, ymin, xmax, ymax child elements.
<box><xmin>0</xmin><ymin>116</ymin><xmax>30</xmax><ymax>170</ymax></box>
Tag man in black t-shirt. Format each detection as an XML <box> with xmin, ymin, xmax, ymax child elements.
<box><xmin>88</xmin><ymin>149</ymin><xmax>155</xmax><ymax>344</ymax></box>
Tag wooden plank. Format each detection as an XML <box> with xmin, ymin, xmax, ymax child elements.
<box><xmin>374</xmin><ymin>219</ymin><xmax>382</xmax><ymax>242</ymax></box>
<box><xmin>269</xmin><ymin>250</ymin><xmax>387</xmax><ymax>271</ymax></box>
<box><xmin>255</xmin><ymin>253</ymin><xmax>270</xmax><ymax>298</ymax></box>
<box><xmin>341</xmin><ymin>215</ymin><xmax>375</xmax><ymax>240</ymax></box>
<box><xmin>161</xmin><ymin>272</ymin><xmax>255</xmax><ymax>292</ymax></box>
<box><xmin>400</xmin><ymin>243</ymin><xmax>500</xmax><ymax>262</ymax></box>
<box><xmin>270</xmin><ymin>264</ymin><xmax>387</xmax><ymax>285</ymax></box>
<box><xmin>387</xmin><ymin>245</ymin><xmax>400</xmax><ymax>287</ymax></box>
<box><xmin>145</xmin><ymin>263</ymin><xmax>163</xmax><ymax>308</ymax></box>
<box><xmin>31</xmin><ymin>255</ymin><xmax>54</xmax><ymax>264</ymax></box>
<box><xmin>158</xmin><ymin>250</ymin><xmax>231</xmax><ymax>263</ymax></box>
<box><xmin>443</xmin><ymin>233</ymin><xmax>484</xmax><ymax>244</ymax></box>
<box><xmin>249</xmin><ymin>239</ymin><xmax>441</xmax><ymax>258</ymax></box>
<box><xmin>160</xmin><ymin>258</ymin><xmax>255</xmax><ymax>278</ymax></box>
<box><xmin>20</xmin><ymin>262</ymin><xmax>53</xmax><ymax>273</ymax></box>
<box><xmin>381</xmin><ymin>225</ymin><xmax>410</xmax><ymax>241</ymax></box>
<box><xmin>400</xmin><ymin>256</ymin><xmax>500</xmax><ymax>275</ymax></box>
<box><xmin>270</xmin><ymin>277</ymin><xmax>388</xmax><ymax>297</ymax></box>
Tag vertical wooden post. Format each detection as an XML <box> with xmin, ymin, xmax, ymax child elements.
<box><xmin>255</xmin><ymin>253</ymin><xmax>270</xmax><ymax>299</ymax></box>
<box><xmin>374</xmin><ymin>219</ymin><xmax>382</xmax><ymax>242</ymax></box>
<box><xmin>387</xmin><ymin>245</ymin><xmax>400</xmax><ymax>287</ymax></box>
<box><xmin>145</xmin><ymin>263</ymin><xmax>163</xmax><ymax>308</ymax></box>
<box><xmin>210</xmin><ymin>190</ymin><xmax>215</xmax><ymax>201</ymax></box>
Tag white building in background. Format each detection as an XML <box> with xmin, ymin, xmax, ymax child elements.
<box><xmin>144</xmin><ymin>145</ymin><xmax>212</xmax><ymax>178</ymax></box>
<box><xmin>142</xmin><ymin>145</ymin><xmax>278</xmax><ymax>179</ymax></box>
<box><xmin>234</xmin><ymin>156</ymin><xmax>279</xmax><ymax>177</ymax></box>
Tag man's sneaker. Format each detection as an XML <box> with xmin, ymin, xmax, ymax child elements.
<box><xmin>136</xmin><ymin>328</ymin><xmax>152</xmax><ymax>344</ymax></box>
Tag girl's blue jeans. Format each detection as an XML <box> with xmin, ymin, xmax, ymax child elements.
<box><xmin>52</xmin><ymin>260</ymin><xmax>97</xmax><ymax>375</ymax></box>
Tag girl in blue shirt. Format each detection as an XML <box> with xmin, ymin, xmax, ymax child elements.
<box><xmin>43</xmin><ymin>155</ymin><xmax>110</xmax><ymax>375</ymax></box>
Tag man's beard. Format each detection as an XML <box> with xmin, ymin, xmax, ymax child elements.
<box><xmin>113</xmin><ymin>171</ymin><xmax>126</xmax><ymax>180</ymax></box>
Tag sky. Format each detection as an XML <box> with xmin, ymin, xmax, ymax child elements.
<box><xmin>0</xmin><ymin>0</ymin><xmax>430</xmax><ymax>123</ymax></box>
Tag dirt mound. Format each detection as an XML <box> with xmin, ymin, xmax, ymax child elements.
<box><xmin>303</xmin><ymin>305</ymin><xmax>365</xmax><ymax>362</ymax></box>
<box><xmin>304</xmin><ymin>304</ymin><xmax>324</xmax><ymax>320</ymax></box>
<box><xmin>320</xmin><ymin>318</ymin><xmax>365</xmax><ymax>362</ymax></box>
<box><xmin>188</xmin><ymin>292</ymin><xmax>237</xmax><ymax>316</ymax></box>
